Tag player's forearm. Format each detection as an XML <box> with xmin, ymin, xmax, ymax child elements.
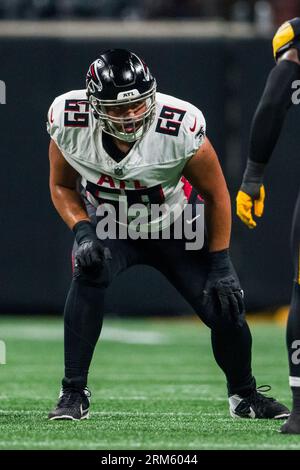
<box><xmin>204</xmin><ymin>192</ymin><xmax>232</xmax><ymax>252</ymax></box>
<box><xmin>241</xmin><ymin>60</ymin><xmax>300</xmax><ymax>191</ymax></box>
<box><xmin>183</xmin><ymin>137</ymin><xmax>231</xmax><ymax>251</ymax></box>
<box><xmin>248</xmin><ymin>60</ymin><xmax>299</xmax><ymax>166</ymax></box>
<box><xmin>50</xmin><ymin>184</ymin><xmax>90</xmax><ymax>230</ymax></box>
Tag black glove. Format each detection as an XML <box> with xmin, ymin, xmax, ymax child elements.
<box><xmin>202</xmin><ymin>249</ymin><xmax>245</xmax><ymax>327</ymax></box>
<box><xmin>73</xmin><ymin>220</ymin><xmax>110</xmax><ymax>273</ymax></box>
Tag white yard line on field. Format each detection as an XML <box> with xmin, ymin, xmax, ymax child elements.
<box><xmin>0</xmin><ymin>442</ymin><xmax>297</xmax><ymax>450</ymax></box>
<box><xmin>0</xmin><ymin>409</ymin><xmax>223</xmax><ymax>416</ymax></box>
<box><xmin>0</xmin><ymin>325</ymin><xmax>168</xmax><ymax>345</ymax></box>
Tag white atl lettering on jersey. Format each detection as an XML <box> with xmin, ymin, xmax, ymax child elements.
<box><xmin>47</xmin><ymin>90</ymin><xmax>206</xmax><ymax>231</ymax></box>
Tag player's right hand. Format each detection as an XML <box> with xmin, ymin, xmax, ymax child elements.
<box><xmin>75</xmin><ymin>240</ymin><xmax>105</xmax><ymax>270</ymax></box>
<box><xmin>73</xmin><ymin>220</ymin><xmax>109</xmax><ymax>273</ymax></box>
<box><xmin>236</xmin><ymin>184</ymin><xmax>265</xmax><ymax>229</ymax></box>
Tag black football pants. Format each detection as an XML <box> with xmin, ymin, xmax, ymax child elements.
<box><xmin>62</xmin><ymin>203</ymin><xmax>255</xmax><ymax>397</ymax></box>
<box><xmin>287</xmin><ymin>190</ymin><xmax>300</xmax><ymax>390</ymax></box>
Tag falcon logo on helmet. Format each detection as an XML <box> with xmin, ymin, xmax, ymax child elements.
<box><xmin>86</xmin><ymin>49</ymin><xmax>156</xmax><ymax>143</ymax></box>
<box><xmin>273</xmin><ymin>17</ymin><xmax>300</xmax><ymax>61</ymax></box>
<box><xmin>132</xmin><ymin>53</ymin><xmax>151</xmax><ymax>81</ymax></box>
<box><xmin>87</xmin><ymin>61</ymin><xmax>103</xmax><ymax>93</ymax></box>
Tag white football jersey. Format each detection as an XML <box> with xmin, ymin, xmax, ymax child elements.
<box><xmin>47</xmin><ymin>90</ymin><xmax>206</xmax><ymax>232</ymax></box>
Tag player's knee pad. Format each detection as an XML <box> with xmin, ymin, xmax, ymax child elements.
<box><xmin>193</xmin><ymin>298</ymin><xmax>217</xmax><ymax>329</ymax></box>
<box><xmin>194</xmin><ymin>295</ymin><xmax>246</xmax><ymax>330</ymax></box>
<box><xmin>198</xmin><ymin>311</ymin><xmax>247</xmax><ymax>330</ymax></box>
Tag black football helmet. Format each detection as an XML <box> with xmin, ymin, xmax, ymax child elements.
<box><xmin>86</xmin><ymin>49</ymin><xmax>156</xmax><ymax>142</ymax></box>
<box><xmin>273</xmin><ymin>17</ymin><xmax>300</xmax><ymax>61</ymax></box>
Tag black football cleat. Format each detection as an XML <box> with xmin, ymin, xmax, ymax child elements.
<box><xmin>48</xmin><ymin>387</ymin><xmax>91</xmax><ymax>421</ymax></box>
<box><xmin>229</xmin><ymin>385</ymin><xmax>290</xmax><ymax>419</ymax></box>
<box><xmin>280</xmin><ymin>413</ymin><xmax>300</xmax><ymax>434</ymax></box>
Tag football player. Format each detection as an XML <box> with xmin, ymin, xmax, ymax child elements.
<box><xmin>47</xmin><ymin>49</ymin><xmax>289</xmax><ymax>421</ymax></box>
<box><xmin>237</xmin><ymin>18</ymin><xmax>300</xmax><ymax>433</ymax></box>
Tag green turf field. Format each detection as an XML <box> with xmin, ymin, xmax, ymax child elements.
<box><xmin>0</xmin><ymin>316</ymin><xmax>299</xmax><ymax>450</ymax></box>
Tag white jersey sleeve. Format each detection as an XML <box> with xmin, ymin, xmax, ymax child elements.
<box><xmin>154</xmin><ymin>92</ymin><xmax>206</xmax><ymax>163</ymax></box>
<box><xmin>182</xmin><ymin>102</ymin><xmax>206</xmax><ymax>159</ymax></box>
<box><xmin>46</xmin><ymin>90</ymin><xmax>92</xmax><ymax>167</ymax></box>
<box><xmin>47</xmin><ymin>92</ymin><xmax>69</xmax><ymax>144</ymax></box>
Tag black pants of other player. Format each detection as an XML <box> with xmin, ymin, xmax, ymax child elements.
<box><xmin>62</xmin><ymin>205</ymin><xmax>255</xmax><ymax>398</ymax></box>
<box><xmin>287</xmin><ymin>190</ymin><xmax>300</xmax><ymax>394</ymax></box>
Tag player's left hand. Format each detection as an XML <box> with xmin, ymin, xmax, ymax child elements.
<box><xmin>236</xmin><ymin>185</ymin><xmax>265</xmax><ymax>229</ymax></box>
<box><xmin>202</xmin><ymin>250</ymin><xmax>245</xmax><ymax>327</ymax></box>
<box><xmin>203</xmin><ymin>275</ymin><xmax>245</xmax><ymax>327</ymax></box>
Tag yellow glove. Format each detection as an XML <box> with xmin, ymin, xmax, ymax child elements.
<box><xmin>236</xmin><ymin>185</ymin><xmax>265</xmax><ymax>229</ymax></box>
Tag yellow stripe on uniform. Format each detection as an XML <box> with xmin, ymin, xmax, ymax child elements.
<box><xmin>273</xmin><ymin>21</ymin><xmax>295</xmax><ymax>58</ymax></box>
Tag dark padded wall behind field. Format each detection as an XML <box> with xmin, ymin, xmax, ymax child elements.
<box><xmin>0</xmin><ymin>36</ymin><xmax>299</xmax><ymax>314</ymax></box>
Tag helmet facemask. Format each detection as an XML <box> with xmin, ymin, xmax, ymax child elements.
<box><xmin>88</xmin><ymin>82</ymin><xmax>156</xmax><ymax>143</ymax></box>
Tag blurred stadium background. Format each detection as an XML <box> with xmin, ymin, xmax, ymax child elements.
<box><xmin>0</xmin><ymin>0</ymin><xmax>299</xmax><ymax>317</ymax></box>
